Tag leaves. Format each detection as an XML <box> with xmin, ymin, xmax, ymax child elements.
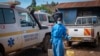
<box><xmin>33</xmin><ymin>5</ymin><xmax>52</xmax><ymax>13</ymax></box>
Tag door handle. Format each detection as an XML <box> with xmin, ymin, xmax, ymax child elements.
<box><xmin>74</xmin><ymin>29</ymin><xmax>78</xmax><ymax>31</ymax></box>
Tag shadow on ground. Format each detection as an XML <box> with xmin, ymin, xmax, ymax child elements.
<box><xmin>70</xmin><ymin>41</ymin><xmax>100</xmax><ymax>52</ymax></box>
<box><xmin>14</xmin><ymin>48</ymin><xmax>48</xmax><ymax>56</ymax></box>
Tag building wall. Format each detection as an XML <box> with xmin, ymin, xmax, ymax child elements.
<box><xmin>59</xmin><ymin>9</ymin><xmax>77</xmax><ymax>24</ymax></box>
<box><xmin>58</xmin><ymin>7</ymin><xmax>100</xmax><ymax>25</ymax></box>
<box><xmin>77</xmin><ymin>7</ymin><xmax>100</xmax><ymax>17</ymax></box>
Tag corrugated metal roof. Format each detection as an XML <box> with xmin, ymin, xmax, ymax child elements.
<box><xmin>56</xmin><ymin>1</ymin><xmax>100</xmax><ymax>9</ymax></box>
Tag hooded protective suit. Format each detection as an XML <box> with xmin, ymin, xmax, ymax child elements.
<box><xmin>51</xmin><ymin>21</ymin><xmax>71</xmax><ymax>56</ymax></box>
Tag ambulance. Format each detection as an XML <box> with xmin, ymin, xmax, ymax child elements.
<box><xmin>0</xmin><ymin>1</ymin><xmax>51</xmax><ymax>56</ymax></box>
<box><xmin>34</xmin><ymin>11</ymin><xmax>55</xmax><ymax>31</ymax></box>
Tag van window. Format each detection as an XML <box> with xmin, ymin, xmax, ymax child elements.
<box><xmin>82</xmin><ymin>18</ymin><xmax>86</xmax><ymax>24</ymax></box>
<box><xmin>39</xmin><ymin>14</ymin><xmax>47</xmax><ymax>21</ymax></box>
<box><xmin>3</xmin><ymin>9</ymin><xmax>15</xmax><ymax>24</ymax></box>
<box><xmin>77</xmin><ymin>17</ymin><xmax>98</xmax><ymax>25</ymax></box>
<box><xmin>48</xmin><ymin>16</ymin><xmax>55</xmax><ymax>23</ymax></box>
<box><xmin>0</xmin><ymin>9</ymin><xmax>4</xmax><ymax>24</ymax></box>
<box><xmin>92</xmin><ymin>17</ymin><xmax>97</xmax><ymax>24</ymax></box>
<box><xmin>0</xmin><ymin>8</ymin><xmax>15</xmax><ymax>24</ymax></box>
<box><xmin>19</xmin><ymin>12</ymin><xmax>36</xmax><ymax>27</ymax></box>
<box><xmin>77</xmin><ymin>18</ymin><xmax>81</xmax><ymax>24</ymax></box>
<box><xmin>87</xmin><ymin>18</ymin><xmax>92</xmax><ymax>24</ymax></box>
<box><xmin>98</xmin><ymin>17</ymin><xmax>100</xmax><ymax>24</ymax></box>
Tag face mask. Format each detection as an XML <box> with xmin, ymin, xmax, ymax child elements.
<box><xmin>57</xmin><ymin>21</ymin><xmax>61</xmax><ymax>24</ymax></box>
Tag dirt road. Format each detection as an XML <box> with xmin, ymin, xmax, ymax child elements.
<box><xmin>11</xmin><ymin>41</ymin><xmax>100</xmax><ymax>56</ymax></box>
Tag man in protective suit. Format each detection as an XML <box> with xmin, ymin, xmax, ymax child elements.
<box><xmin>51</xmin><ymin>12</ymin><xmax>71</xmax><ymax>56</ymax></box>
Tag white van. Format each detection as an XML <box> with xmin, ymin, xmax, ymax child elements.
<box><xmin>0</xmin><ymin>2</ymin><xmax>51</xmax><ymax>56</ymax></box>
<box><xmin>34</xmin><ymin>11</ymin><xmax>55</xmax><ymax>31</ymax></box>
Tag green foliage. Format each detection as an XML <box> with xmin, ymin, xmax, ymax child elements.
<box><xmin>32</xmin><ymin>5</ymin><xmax>52</xmax><ymax>13</ymax></box>
<box><xmin>51</xmin><ymin>1</ymin><xmax>56</xmax><ymax>6</ymax></box>
<box><xmin>51</xmin><ymin>1</ymin><xmax>59</xmax><ymax>6</ymax></box>
<box><xmin>28</xmin><ymin>1</ymin><xmax>59</xmax><ymax>13</ymax></box>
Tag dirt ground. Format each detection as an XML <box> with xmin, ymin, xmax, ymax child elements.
<box><xmin>66</xmin><ymin>42</ymin><xmax>100</xmax><ymax>56</ymax></box>
<box><xmin>10</xmin><ymin>41</ymin><xmax>100</xmax><ymax>56</ymax></box>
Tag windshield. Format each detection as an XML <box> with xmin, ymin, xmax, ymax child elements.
<box><xmin>19</xmin><ymin>12</ymin><xmax>36</xmax><ymax>27</ymax></box>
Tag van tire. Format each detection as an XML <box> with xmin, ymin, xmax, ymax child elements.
<box><xmin>92</xmin><ymin>34</ymin><xmax>99</xmax><ymax>48</ymax></box>
<box><xmin>92</xmin><ymin>40</ymin><xmax>97</xmax><ymax>48</ymax></box>
<box><xmin>0</xmin><ymin>45</ymin><xmax>4</xmax><ymax>56</ymax></box>
<box><xmin>67</xmin><ymin>41</ymin><xmax>72</xmax><ymax>46</ymax></box>
<box><xmin>42</xmin><ymin>34</ymin><xmax>51</xmax><ymax>52</ymax></box>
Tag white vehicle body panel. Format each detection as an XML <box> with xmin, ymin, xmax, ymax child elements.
<box><xmin>67</xmin><ymin>16</ymin><xmax>100</xmax><ymax>42</ymax></box>
<box><xmin>34</xmin><ymin>11</ymin><xmax>54</xmax><ymax>31</ymax></box>
<box><xmin>0</xmin><ymin>4</ymin><xmax>50</xmax><ymax>54</ymax></box>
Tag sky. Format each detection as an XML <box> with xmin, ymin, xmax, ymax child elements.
<box><xmin>0</xmin><ymin>0</ymin><xmax>93</xmax><ymax>8</ymax></box>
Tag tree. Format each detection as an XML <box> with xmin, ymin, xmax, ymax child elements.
<box><xmin>27</xmin><ymin>0</ymin><xmax>36</xmax><ymax>11</ymax></box>
<box><xmin>46</xmin><ymin>1</ymin><xmax>49</xmax><ymax>5</ymax></box>
<box><xmin>56</xmin><ymin>2</ymin><xmax>59</xmax><ymax>5</ymax></box>
<box><xmin>32</xmin><ymin>0</ymin><xmax>36</xmax><ymax>7</ymax></box>
<box><xmin>32</xmin><ymin>5</ymin><xmax>52</xmax><ymax>13</ymax></box>
<box><xmin>51</xmin><ymin>1</ymin><xmax>56</xmax><ymax>6</ymax></box>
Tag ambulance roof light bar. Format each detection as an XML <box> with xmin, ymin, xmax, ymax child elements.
<box><xmin>0</xmin><ymin>0</ymin><xmax>20</xmax><ymax>6</ymax></box>
<box><xmin>8</xmin><ymin>0</ymin><xmax>20</xmax><ymax>5</ymax></box>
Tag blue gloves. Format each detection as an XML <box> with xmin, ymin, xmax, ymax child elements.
<box><xmin>50</xmin><ymin>39</ymin><xmax>53</xmax><ymax>43</ymax></box>
<box><xmin>68</xmin><ymin>36</ymin><xmax>71</xmax><ymax>40</ymax></box>
<box><xmin>66</xmin><ymin>35</ymin><xmax>71</xmax><ymax>41</ymax></box>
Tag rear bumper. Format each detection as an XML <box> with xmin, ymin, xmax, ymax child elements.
<box><xmin>69</xmin><ymin>37</ymin><xmax>95</xmax><ymax>42</ymax></box>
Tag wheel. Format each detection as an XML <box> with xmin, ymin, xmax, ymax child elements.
<box><xmin>0</xmin><ymin>45</ymin><xmax>5</xmax><ymax>56</ymax></box>
<box><xmin>92</xmin><ymin>35</ymin><xmax>99</xmax><ymax>48</ymax></box>
<box><xmin>42</xmin><ymin>34</ymin><xmax>51</xmax><ymax>52</ymax></box>
<box><xmin>67</xmin><ymin>41</ymin><xmax>72</xmax><ymax>46</ymax></box>
<box><xmin>92</xmin><ymin>40</ymin><xmax>97</xmax><ymax>48</ymax></box>
<box><xmin>0</xmin><ymin>52</ymin><xmax>3</xmax><ymax>56</ymax></box>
